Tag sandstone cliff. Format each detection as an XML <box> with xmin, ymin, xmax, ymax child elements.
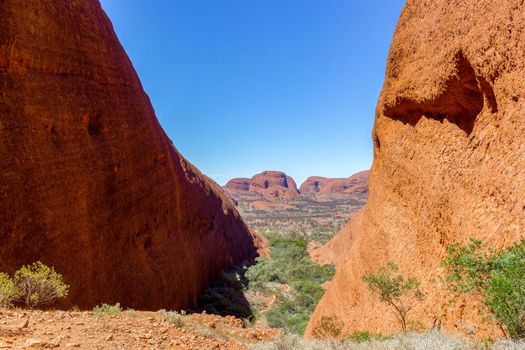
<box><xmin>0</xmin><ymin>0</ymin><xmax>259</xmax><ymax>310</ymax></box>
<box><xmin>308</xmin><ymin>0</ymin><xmax>525</xmax><ymax>338</ymax></box>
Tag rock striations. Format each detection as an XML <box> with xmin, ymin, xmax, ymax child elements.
<box><xmin>308</xmin><ymin>0</ymin><xmax>525</xmax><ymax>338</ymax></box>
<box><xmin>0</xmin><ymin>0</ymin><xmax>259</xmax><ymax>310</ymax></box>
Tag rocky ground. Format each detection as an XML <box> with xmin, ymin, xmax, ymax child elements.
<box><xmin>0</xmin><ymin>309</ymin><xmax>280</xmax><ymax>350</ymax></box>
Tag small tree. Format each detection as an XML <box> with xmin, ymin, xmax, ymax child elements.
<box><xmin>0</xmin><ymin>273</ymin><xmax>19</xmax><ymax>308</ymax></box>
<box><xmin>363</xmin><ymin>262</ymin><xmax>424</xmax><ymax>333</ymax></box>
<box><xmin>14</xmin><ymin>262</ymin><xmax>69</xmax><ymax>308</ymax></box>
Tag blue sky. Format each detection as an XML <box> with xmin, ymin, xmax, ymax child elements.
<box><xmin>100</xmin><ymin>0</ymin><xmax>405</xmax><ymax>185</ymax></box>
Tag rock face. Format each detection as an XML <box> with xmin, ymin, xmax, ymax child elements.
<box><xmin>308</xmin><ymin>0</ymin><xmax>525</xmax><ymax>338</ymax></box>
<box><xmin>300</xmin><ymin>171</ymin><xmax>369</xmax><ymax>201</ymax></box>
<box><xmin>0</xmin><ymin>0</ymin><xmax>259</xmax><ymax>310</ymax></box>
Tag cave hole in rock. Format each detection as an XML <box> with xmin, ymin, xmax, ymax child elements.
<box><xmin>384</xmin><ymin>52</ymin><xmax>497</xmax><ymax>135</ymax></box>
<box><xmin>83</xmin><ymin>113</ymin><xmax>103</xmax><ymax>137</ymax></box>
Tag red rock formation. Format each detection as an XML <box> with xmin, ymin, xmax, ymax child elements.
<box><xmin>224</xmin><ymin>178</ymin><xmax>252</xmax><ymax>192</ymax></box>
<box><xmin>225</xmin><ymin>171</ymin><xmax>300</xmax><ymax>202</ymax></box>
<box><xmin>300</xmin><ymin>171</ymin><xmax>369</xmax><ymax>201</ymax></box>
<box><xmin>308</xmin><ymin>0</ymin><xmax>525</xmax><ymax>338</ymax></box>
<box><xmin>0</xmin><ymin>0</ymin><xmax>259</xmax><ymax>310</ymax></box>
<box><xmin>250</xmin><ymin>171</ymin><xmax>300</xmax><ymax>201</ymax></box>
<box><xmin>299</xmin><ymin>177</ymin><xmax>331</xmax><ymax>194</ymax></box>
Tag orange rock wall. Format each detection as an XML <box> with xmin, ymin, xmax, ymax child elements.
<box><xmin>0</xmin><ymin>0</ymin><xmax>258</xmax><ymax>310</ymax></box>
<box><xmin>308</xmin><ymin>0</ymin><xmax>525</xmax><ymax>337</ymax></box>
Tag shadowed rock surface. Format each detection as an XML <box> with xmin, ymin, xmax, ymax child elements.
<box><xmin>0</xmin><ymin>0</ymin><xmax>259</xmax><ymax>310</ymax></box>
<box><xmin>308</xmin><ymin>0</ymin><xmax>525</xmax><ymax>338</ymax></box>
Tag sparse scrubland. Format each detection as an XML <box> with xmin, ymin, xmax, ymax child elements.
<box><xmin>245</xmin><ymin>234</ymin><xmax>335</xmax><ymax>334</ymax></box>
<box><xmin>194</xmin><ymin>231</ymin><xmax>335</xmax><ymax>335</ymax></box>
<box><xmin>238</xmin><ymin>197</ymin><xmax>365</xmax><ymax>244</ymax></box>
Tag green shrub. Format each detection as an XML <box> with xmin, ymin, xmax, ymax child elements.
<box><xmin>14</xmin><ymin>261</ymin><xmax>69</xmax><ymax>308</ymax></box>
<box><xmin>346</xmin><ymin>331</ymin><xmax>372</xmax><ymax>343</ymax></box>
<box><xmin>0</xmin><ymin>273</ymin><xmax>19</xmax><ymax>308</ymax></box>
<box><xmin>345</xmin><ymin>331</ymin><xmax>391</xmax><ymax>343</ymax></box>
<box><xmin>444</xmin><ymin>239</ymin><xmax>525</xmax><ymax>339</ymax></box>
<box><xmin>93</xmin><ymin>303</ymin><xmax>122</xmax><ymax>315</ymax></box>
<box><xmin>443</xmin><ymin>238</ymin><xmax>494</xmax><ymax>293</ymax></box>
<box><xmin>362</xmin><ymin>262</ymin><xmax>424</xmax><ymax>333</ymax></box>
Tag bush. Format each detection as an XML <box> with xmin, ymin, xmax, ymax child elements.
<box><xmin>443</xmin><ymin>239</ymin><xmax>525</xmax><ymax>339</ymax></box>
<box><xmin>158</xmin><ymin>309</ymin><xmax>185</xmax><ymax>327</ymax></box>
<box><xmin>442</xmin><ymin>238</ymin><xmax>494</xmax><ymax>293</ymax></box>
<box><xmin>13</xmin><ymin>261</ymin><xmax>69</xmax><ymax>308</ymax></box>
<box><xmin>0</xmin><ymin>273</ymin><xmax>19</xmax><ymax>308</ymax></box>
<box><xmin>93</xmin><ymin>303</ymin><xmax>122</xmax><ymax>315</ymax></box>
<box><xmin>311</xmin><ymin>315</ymin><xmax>343</xmax><ymax>339</ymax></box>
<box><xmin>362</xmin><ymin>262</ymin><xmax>424</xmax><ymax>333</ymax></box>
<box><xmin>346</xmin><ymin>331</ymin><xmax>391</xmax><ymax>343</ymax></box>
<box><xmin>346</xmin><ymin>331</ymin><xmax>373</xmax><ymax>343</ymax></box>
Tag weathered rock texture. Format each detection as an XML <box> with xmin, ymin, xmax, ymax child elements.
<box><xmin>308</xmin><ymin>0</ymin><xmax>525</xmax><ymax>338</ymax></box>
<box><xmin>0</xmin><ymin>0</ymin><xmax>259</xmax><ymax>310</ymax></box>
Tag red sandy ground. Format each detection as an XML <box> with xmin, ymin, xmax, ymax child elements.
<box><xmin>0</xmin><ymin>310</ymin><xmax>281</xmax><ymax>350</ymax></box>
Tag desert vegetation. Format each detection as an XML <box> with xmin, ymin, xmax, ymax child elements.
<box><xmin>443</xmin><ymin>238</ymin><xmax>525</xmax><ymax>339</ymax></box>
<box><xmin>362</xmin><ymin>262</ymin><xmax>424</xmax><ymax>333</ymax></box>
<box><xmin>0</xmin><ymin>262</ymin><xmax>69</xmax><ymax>309</ymax></box>
<box><xmin>92</xmin><ymin>303</ymin><xmax>123</xmax><ymax>316</ymax></box>
<box><xmin>238</xmin><ymin>196</ymin><xmax>366</xmax><ymax>243</ymax></box>
<box><xmin>245</xmin><ymin>233</ymin><xmax>335</xmax><ymax>334</ymax></box>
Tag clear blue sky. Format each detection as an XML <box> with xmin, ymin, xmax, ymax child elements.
<box><xmin>99</xmin><ymin>0</ymin><xmax>405</xmax><ymax>185</ymax></box>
